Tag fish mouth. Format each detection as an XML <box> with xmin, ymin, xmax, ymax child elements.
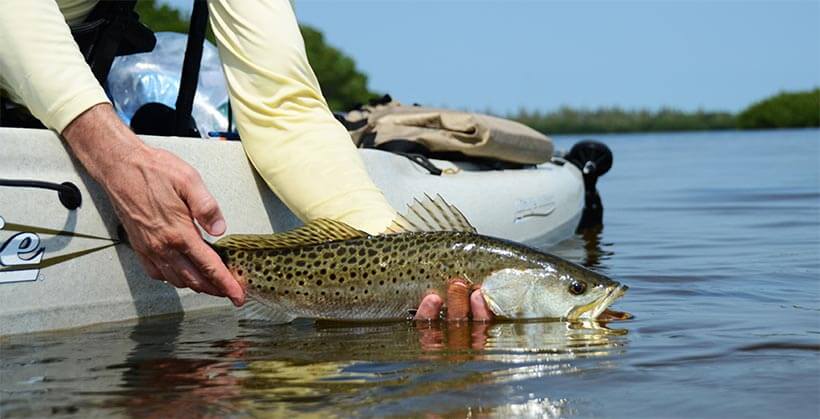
<box><xmin>568</xmin><ymin>284</ymin><xmax>628</xmax><ymax>320</ymax></box>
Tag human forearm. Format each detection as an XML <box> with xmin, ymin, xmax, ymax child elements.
<box><xmin>0</xmin><ymin>0</ymin><xmax>109</xmax><ymax>132</ymax></box>
<box><xmin>207</xmin><ymin>0</ymin><xmax>397</xmax><ymax>234</ymax></box>
<box><xmin>61</xmin><ymin>104</ymin><xmax>149</xmax><ymax>183</ymax></box>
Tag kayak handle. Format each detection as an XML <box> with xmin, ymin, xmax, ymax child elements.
<box><xmin>0</xmin><ymin>179</ymin><xmax>82</xmax><ymax>210</ymax></box>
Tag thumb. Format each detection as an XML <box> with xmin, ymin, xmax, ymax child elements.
<box><xmin>180</xmin><ymin>172</ymin><xmax>226</xmax><ymax>236</ymax></box>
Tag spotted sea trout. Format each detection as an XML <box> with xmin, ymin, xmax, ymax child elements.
<box><xmin>213</xmin><ymin>196</ymin><xmax>628</xmax><ymax>323</ymax></box>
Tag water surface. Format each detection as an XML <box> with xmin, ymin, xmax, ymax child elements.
<box><xmin>2</xmin><ymin>129</ymin><xmax>819</xmax><ymax>418</ymax></box>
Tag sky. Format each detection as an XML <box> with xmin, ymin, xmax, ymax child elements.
<box><xmin>163</xmin><ymin>0</ymin><xmax>820</xmax><ymax>114</ymax></box>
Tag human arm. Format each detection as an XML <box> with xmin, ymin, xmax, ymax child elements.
<box><xmin>0</xmin><ymin>0</ymin><xmax>243</xmax><ymax>305</ymax></box>
<box><xmin>206</xmin><ymin>0</ymin><xmax>490</xmax><ymax>318</ymax></box>
<box><xmin>62</xmin><ymin>104</ymin><xmax>244</xmax><ymax>305</ymax></box>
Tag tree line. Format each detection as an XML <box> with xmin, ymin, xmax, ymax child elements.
<box><xmin>510</xmin><ymin>89</ymin><xmax>819</xmax><ymax>135</ymax></box>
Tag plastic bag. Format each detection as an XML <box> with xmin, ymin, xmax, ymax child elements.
<box><xmin>106</xmin><ymin>32</ymin><xmax>229</xmax><ymax>138</ymax></box>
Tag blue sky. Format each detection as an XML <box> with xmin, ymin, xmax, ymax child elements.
<box><xmin>164</xmin><ymin>0</ymin><xmax>819</xmax><ymax>113</ymax></box>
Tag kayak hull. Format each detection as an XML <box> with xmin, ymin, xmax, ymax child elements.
<box><xmin>0</xmin><ymin>128</ymin><xmax>583</xmax><ymax>335</ymax></box>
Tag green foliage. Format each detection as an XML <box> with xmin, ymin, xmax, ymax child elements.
<box><xmin>135</xmin><ymin>0</ymin><xmax>188</xmax><ymax>34</ymax></box>
<box><xmin>512</xmin><ymin>107</ymin><xmax>737</xmax><ymax>135</ymax></box>
<box><xmin>737</xmin><ymin>89</ymin><xmax>820</xmax><ymax>129</ymax></box>
<box><xmin>134</xmin><ymin>0</ymin><xmax>378</xmax><ymax>111</ymax></box>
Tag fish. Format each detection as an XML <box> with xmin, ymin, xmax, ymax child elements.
<box><xmin>212</xmin><ymin>195</ymin><xmax>628</xmax><ymax>323</ymax></box>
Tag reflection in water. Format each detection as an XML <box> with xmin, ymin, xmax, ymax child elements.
<box><xmin>0</xmin><ymin>313</ymin><xmax>629</xmax><ymax>417</ymax></box>
<box><xmin>550</xmin><ymin>225</ymin><xmax>614</xmax><ymax>269</ymax></box>
<box><xmin>87</xmin><ymin>316</ymin><xmax>628</xmax><ymax>417</ymax></box>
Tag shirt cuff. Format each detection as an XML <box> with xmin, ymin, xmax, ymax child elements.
<box><xmin>47</xmin><ymin>85</ymin><xmax>111</xmax><ymax>133</ymax></box>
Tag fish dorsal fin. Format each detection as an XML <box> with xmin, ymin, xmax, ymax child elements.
<box><xmin>214</xmin><ymin>218</ymin><xmax>369</xmax><ymax>250</ymax></box>
<box><xmin>387</xmin><ymin>194</ymin><xmax>477</xmax><ymax>234</ymax></box>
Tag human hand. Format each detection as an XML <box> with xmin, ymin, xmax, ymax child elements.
<box><xmin>414</xmin><ymin>278</ymin><xmax>494</xmax><ymax>321</ymax></box>
<box><xmin>62</xmin><ymin>104</ymin><xmax>244</xmax><ymax>306</ymax></box>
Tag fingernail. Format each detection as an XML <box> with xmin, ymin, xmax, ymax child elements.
<box><xmin>210</xmin><ymin>219</ymin><xmax>226</xmax><ymax>235</ymax></box>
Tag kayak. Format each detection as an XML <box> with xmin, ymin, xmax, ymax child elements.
<box><xmin>0</xmin><ymin>127</ymin><xmax>586</xmax><ymax>335</ymax></box>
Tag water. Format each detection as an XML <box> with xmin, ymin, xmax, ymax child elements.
<box><xmin>2</xmin><ymin>129</ymin><xmax>819</xmax><ymax>418</ymax></box>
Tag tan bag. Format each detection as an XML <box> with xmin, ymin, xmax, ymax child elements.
<box><xmin>343</xmin><ymin>96</ymin><xmax>553</xmax><ymax>165</ymax></box>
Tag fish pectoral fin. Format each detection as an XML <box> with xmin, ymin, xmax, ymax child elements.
<box><xmin>214</xmin><ymin>219</ymin><xmax>369</xmax><ymax>250</ymax></box>
<box><xmin>387</xmin><ymin>194</ymin><xmax>477</xmax><ymax>234</ymax></box>
<box><xmin>238</xmin><ymin>298</ymin><xmax>295</xmax><ymax>324</ymax></box>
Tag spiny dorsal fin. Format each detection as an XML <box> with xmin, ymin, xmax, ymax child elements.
<box><xmin>387</xmin><ymin>194</ymin><xmax>477</xmax><ymax>234</ymax></box>
<box><xmin>213</xmin><ymin>218</ymin><xmax>369</xmax><ymax>250</ymax></box>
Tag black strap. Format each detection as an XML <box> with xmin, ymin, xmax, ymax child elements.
<box><xmin>175</xmin><ymin>0</ymin><xmax>209</xmax><ymax>137</ymax></box>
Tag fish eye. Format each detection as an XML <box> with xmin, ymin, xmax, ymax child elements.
<box><xmin>568</xmin><ymin>281</ymin><xmax>587</xmax><ymax>295</ymax></box>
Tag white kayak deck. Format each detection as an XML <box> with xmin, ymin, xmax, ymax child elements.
<box><xmin>0</xmin><ymin>128</ymin><xmax>583</xmax><ymax>335</ymax></box>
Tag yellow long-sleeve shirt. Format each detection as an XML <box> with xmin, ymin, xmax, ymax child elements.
<box><xmin>0</xmin><ymin>0</ymin><xmax>396</xmax><ymax>234</ymax></box>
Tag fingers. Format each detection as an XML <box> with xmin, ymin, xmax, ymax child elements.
<box><xmin>414</xmin><ymin>282</ymin><xmax>494</xmax><ymax>322</ymax></box>
<box><xmin>414</xmin><ymin>293</ymin><xmax>444</xmax><ymax>320</ymax></box>
<box><xmin>445</xmin><ymin>278</ymin><xmax>471</xmax><ymax>321</ymax></box>
<box><xmin>136</xmin><ymin>252</ymin><xmax>163</xmax><ymax>280</ymax></box>
<box><xmin>155</xmin><ymin>259</ymin><xmax>186</xmax><ymax>289</ymax></box>
<box><xmin>167</xmin><ymin>251</ymin><xmax>223</xmax><ymax>297</ymax></box>
<box><xmin>470</xmin><ymin>289</ymin><xmax>494</xmax><ymax>322</ymax></box>
<box><xmin>179</xmin><ymin>234</ymin><xmax>245</xmax><ymax>306</ymax></box>
<box><xmin>178</xmin><ymin>169</ymin><xmax>226</xmax><ymax>236</ymax></box>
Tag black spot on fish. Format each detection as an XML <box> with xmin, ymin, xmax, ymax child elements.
<box><xmin>316</xmin><ymin>279</ymin><xmax>323</xmax><ymax>286</ymax></box>
<box><xmin>323</xmin><ymin>252</ymin><xmax>333</xmax><ymax>259</ymax></box>
<box><xmin>330</xmin><ymin>273</ymin><xmax>337</xmax><ymax>281</ymax></box>
<box><xmin>295</xmin><ymin>260</ymin><xmax>306</xmax><ymax>267</ymax></box>
<box><xmin>379</xmin><ymin>280</ymin><xmax>384</xmax><ymax>286</ymax></box>
<box><xmin>298</xmin><ymin>280</ymin><xmax>304</xmax><ymax>286</ymax></box>
<box><xmin>358</xmin><ymin>248</ymin><xmax>366</xmax><ymax>257</ymax></box>
<box><xmin>320</xmin><ymin>268</ymin><xmax>327</xmax><ymax>275</ymax></box>
<box><xmin>284</xmin><ymin>257</ymin><xmax>292</xmax><ymax>264</ymax></box>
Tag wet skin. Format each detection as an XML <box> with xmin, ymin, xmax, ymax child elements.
<box><xmin>415</xmin><ymin>278</ymin><xmax>493</xmax><ymax>321</ymax></box>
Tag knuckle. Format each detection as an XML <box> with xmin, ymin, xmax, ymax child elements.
<box><xmin>194</xmin><ymin>195</ymin><xmax>217</xmax><ymax>214</ymax></box>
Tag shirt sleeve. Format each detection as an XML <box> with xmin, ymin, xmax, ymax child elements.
<box><xmin>0</xmin><ymin>0</ymin><xmax>110</xmax><ymax>133</ymax></box>
<box><xmin>207</xmin><ymin>0</ymin><xmax>397</xmax><ymax>234</ymax></box>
